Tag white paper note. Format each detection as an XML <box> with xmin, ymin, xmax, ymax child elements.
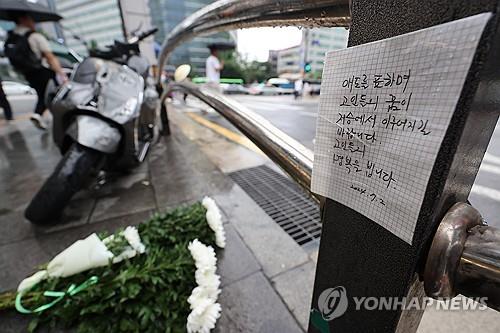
<box><xmin>311</xmin><ymin>13</ymin><xmax>491</xmax><ymax>244</ymax></box>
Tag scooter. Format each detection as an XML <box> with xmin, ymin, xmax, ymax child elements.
<box><xmin>25</xmin><ymin>28</ymin><xmax>160</xmax><ymax>225</ymax></box>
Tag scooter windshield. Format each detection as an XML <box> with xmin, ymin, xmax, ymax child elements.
<box><xmin>96</xmin><ymin>62</ymin><xmax>145</xmax><ymax>124</ymax></box>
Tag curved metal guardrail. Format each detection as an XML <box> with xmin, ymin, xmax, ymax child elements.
<box><xmin>157</xmin><ymin>0</ymin><xmax>351</xmax><ymax>85</ymax></box>
<box><xmin>424</xmin><ymin>202</ymin><xmax>500</xmax><ymax>311</ymax></box>
<box><xmin>165</xmin><ymin>82</ymin><xmax>316</xmax><ymax>201</ymax></box>
<box><xmin>164</xmin><ymin>82</ymin><xmax>500</xmax><ymax>312</ymax></box>
<box><xmin>157</xmin><ymin>0</ymin><xmax>499</xmax><ymax>315</ymax></box>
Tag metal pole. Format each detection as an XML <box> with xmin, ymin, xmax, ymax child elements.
<box><xmin>165</xmin><ymin>82</ymin><xmax>316</xmax><ymax>201</ymax></box>
<box><xmin>165</xmin><ymin>83</ymin><xmax>500</xmax><ymax>313</ymax></box>
<box><xmin>116</xmin><ymin>0</ymin><xmax>128</xmax><ymax>41</ymax></box>
<box><xmin>310</xmin><ymin>1</ymin><xmax>500</xmax><ymax>332</ymax></box>
<box><xmin>457</xmin><ymin>225</ymin><xmax>500</xmax><ymax>311</ymax></box>
<box><xmin>424</xmin><ymin>203</ymin><xmax>500</xmax><ymax>311</ymax></box>
<box><xmin>156</xmin><ymin>0</ymin><xmax>500</xmax><ymax>331</ymax></box>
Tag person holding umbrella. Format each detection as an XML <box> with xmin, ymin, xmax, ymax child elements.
<box><xmin>1</xmin><ymin>0</ymin><xmax>67</xmax><ymax>130</ymax></box>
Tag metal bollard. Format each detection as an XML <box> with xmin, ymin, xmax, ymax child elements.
<box><xmin>424</xmin><ymin>202</ymin><xmax>500</xmax><ymax>311</ymax></box>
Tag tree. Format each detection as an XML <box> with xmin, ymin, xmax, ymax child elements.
<box><xmin>243</xmin><ymin>61</ymin><xmax>276</xmax><ymax>83</ymax></box>
<box><xmin>89</xmin><ymin>39</ymin><xmax>98</xmax><ymax>51</ymax></box>
<box><xmin>219</xmin><ymin>51</ymin><xmax>276</xmax><ymax>83</ymax></box>
<box><xmin>220</xmin><ymin>51</ymin><xmax>246</xmax><ymax>80</ymax></box>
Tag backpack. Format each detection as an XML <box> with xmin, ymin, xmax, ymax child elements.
<box><xmin>4</xmin><ymin>31</ymin><xmax>42</xmax><ymax>74</ymax></box>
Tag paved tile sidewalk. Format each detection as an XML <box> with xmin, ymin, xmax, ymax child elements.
<box><xmin>1</xmin><ymin>106</ymin><xmax>498</xmax><ymax>333</ymax></box>
<box><xmin>0</xmin><ymin>112</ymin><xmax>314</xmax><ymax>332</ymax></box>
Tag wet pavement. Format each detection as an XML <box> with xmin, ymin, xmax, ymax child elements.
<box><xmin>0</xmin><ymin>104</ymin><xmax>499</xmax><ymax>332</ymax></box>
<box><xmin>193</xmin><ymin>94</ymin><xmax>500</xmax><ymax>229</ymax></box>
<box><xmin>0</xmin><ymin>109</ymin><xmax>312</xmax><ymax>332</ymax></box>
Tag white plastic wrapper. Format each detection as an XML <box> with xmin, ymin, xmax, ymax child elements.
<box><xmin>47</xmin><ymin>233</ymin><xmax>114</xmax><ymax>278</ymax></box>
<box><xmin>17</xmin><ymin>228</ymin><xmax>146</xmax><ymax>293</ymax></box>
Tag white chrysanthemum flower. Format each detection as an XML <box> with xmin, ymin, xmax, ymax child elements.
<box><xmin>186</xmin><ymin>302</ymin><xmax>221</xmax><ymax>333</ymax></box>
<box><xmin>187</xmin><ymin>239</ymin><xmax>222</xmax><ymax>333</ymax></box>
<box><xmin>188</xmin><ymin>296</ymin><xmax>213</xmax><ymax>315</ymax></box>
<box><xmin>202</xmin><ymin>197</ymin><xmax>226</xmax><ymax>248</ymax></box>
<box><xmin>101</xmin><ymin>227</ymin><xmax>146</xmax><ymax>264</ymax></box>
<box><xmin>122</xmin><ymin>226</ymin><xmax>146</xmax><ymax>254</ymax></box>
<box><xmin>195</xmin><ymin>253</ymin><xmax>217</xmax><ymax>272</ymax></box>
<box><xmin>188</xmin><ymin>286</ymin><xmax>220</xmax><ymax>306</ymax></box>
<box><xmin>188</xmin><ymin>239</ymin><xmax>217</xmax><ymax>270</ymax></box>
<box><xmin>195</xmin><ymin>270</ymin><xmax>220</xmax><ymax>289</ymax></box>
<box><xmin>111</xmin><ymin>248</ymin><xmax>137</xmax><ymax>264</ymax></box>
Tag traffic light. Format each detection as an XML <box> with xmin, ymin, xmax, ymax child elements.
<box><xmin>304</xmin><ymin>62</ymin><xmax>312</xmax><ymax>73</ymax></box>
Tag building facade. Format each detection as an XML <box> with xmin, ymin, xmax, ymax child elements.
<box><xmin>268</xmin><ymin>49</ymin><xmax>279</xmax><ymax>74</ymax></box>
<box><xmin>274</xmin><ymin>27</ymin><xmax>349</xmax><ymax>78</ymax></box>
<box><xmin>276</xmin><ymin>45</ymin><xmax>301</xmax><ymax>75</ymax></box>
<box><xmin>118</xmin><ymin>0</ymin><xmax>156</xmax><ymax>65</ymax></box>
<box><xmin>54</xmin><ymin>0</ymin><xmax>124</xmax><ymax>55</ymax></box>
<box><xmin>148</xmin><ymin>0</ymin><xmax>235</xmax><ymax>76</ymax></box>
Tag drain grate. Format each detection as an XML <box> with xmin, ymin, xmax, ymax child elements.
<box><xmin>229</xmin><ymin>165</ymin><xmax>321</xmax><ymax>246</ymax></box>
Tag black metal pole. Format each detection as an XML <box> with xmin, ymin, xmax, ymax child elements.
<box><xmin>309</xmin><ymin>1</ymin><xmax>500</xmax><ymax>332</ymax></box>
<box><xmin>116</xmin><ymin>0</ymin><xmax>128</xmax><ymax>41</ymax></box>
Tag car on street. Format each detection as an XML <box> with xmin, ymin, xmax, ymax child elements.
<box><xmin>221</xmin><ymin>83</ymin><xmax>248</xmax><ymax>95</ymax></box>
<box><xmin>2</xmin><ymin>81</ymin><xmax>36</xmax><ymax>96</ymax></box>
<box><xmin>267</xmin><ymin>78</ymin><xmax>295</xmax><ymax>95</ymax></box>
<box><xmin>0</xmin><ymin>78</ymin><xmax>38</xmax><ymax>114</ymax></box>
<box><xmin>248</xmin><ymin>82</ymin><xmax>294</xmax><ymax>96</ymax></box>
<box><xmin>247</xmin><ymin>83</ymin><xmax>276</xmax><ymax>95</ymax></box>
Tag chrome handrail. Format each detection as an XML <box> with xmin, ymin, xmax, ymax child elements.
<box><xmin>156</xmin><ymin>0</ymin><xmax>350</xmax><ymax>85</ymax></box>
<box><xmin>165</xmin><ymin>82</ymin><xmax>317</xmax><ymax>202</ymax></box>
<box><xmin>424</xmin><ymin>203</ymin><xmax>500</xmax><ymax>311</ymax></box>
<box><xmin>157</xmin><ymin>0</ymin><xmax>500</xmax><ymax>316</ymax></box>
<box><xmin>165</xmin><ymin>83</ymin><xmax>500</xmax><ymax>312</ymax></box>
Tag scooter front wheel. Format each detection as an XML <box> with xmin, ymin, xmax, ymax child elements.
<box><xmin>25</xmin><ymin>143</ymin><xmax>104</xmax><ymax>225</ymax></box>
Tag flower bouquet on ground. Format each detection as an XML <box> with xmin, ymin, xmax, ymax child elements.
<box><xmin>0</xmin><ymin>197</ymin><xmax>226</xmax><ymax>333</ymax></box>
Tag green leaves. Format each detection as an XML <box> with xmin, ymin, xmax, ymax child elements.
<box><xmin>105</xmin><ymin>233</ymin><xmax>130</xmax><ymax>256</ymax></box>
<box><xmin>17</xmin><ymin>202</ymin><xmax>216</xmax><ymax>332</ymax></box>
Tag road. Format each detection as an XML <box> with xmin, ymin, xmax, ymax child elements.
<box><xmin>232</xmin><ymin>95</ymin><xmax>319</xmax><ymax>150</ymax></box>
<box><xmin>188</xmin><ymin>93</ymin><xmax>500</xmax><ymax>228</ymax></box>
<box><xmin>5</xmin><ymin>91</ymin><xmax>500</xmax><ymax>227</ymax></box>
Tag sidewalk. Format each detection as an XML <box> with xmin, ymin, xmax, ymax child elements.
<box><xmin>0</xmin><ymin>107</ymin><xmax>315</xmax><ymax>332</ymax></box>
<box><xmin>0</xmin><ymin>104</ymin><xmax>498</xmax><ymax>332</ymax></box>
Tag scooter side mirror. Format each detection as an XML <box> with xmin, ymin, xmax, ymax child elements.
<box><xmin>174</xmin><ymin>64</ymin><xmax>191</xmax><ymax>82</ymax></box>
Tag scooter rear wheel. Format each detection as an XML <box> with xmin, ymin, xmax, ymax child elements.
<box><xmin>25</xmin><ymin>143</ymin><xmax>104</xmax><ymax>225</ymax></box>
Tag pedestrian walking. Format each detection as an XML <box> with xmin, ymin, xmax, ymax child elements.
<box><xmin>4</xmin><ymin>12</ymin><xmax>67</xmax><ymax>130</ymax></box>
<box><xmin>0</xmin><ymin>78</ymin><xmax>13</xmax><ymax>121</ymax></box>
<box><xmin>206</xmin><ymin>46</ymin><xmax>224</xmax><ymax>92</ymax></box>
<box><xmin>303</xmin><ymin>81</ymin><xmax>311</xmax><ymax>98</ymax></box>
<box><xmin>294</xmin><ymin>79</ymin><xmax>303</xmax><ymax>100</ymax></box>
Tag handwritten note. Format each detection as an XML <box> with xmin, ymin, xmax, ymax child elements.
<box><xmin>311</xmin><ymin>13</ymin><xmax>491</xmax><ymax>244</ymax></box>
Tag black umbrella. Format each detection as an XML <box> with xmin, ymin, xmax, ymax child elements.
<box><xmin>208</xmin><ymin>42</ymin><xmax>236</xmax><ymax>51</ymax></box>
<box><xmin>0</xmin><ymin>0</ymin><xmax>62</xmax><ymax>22</ymax></box>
